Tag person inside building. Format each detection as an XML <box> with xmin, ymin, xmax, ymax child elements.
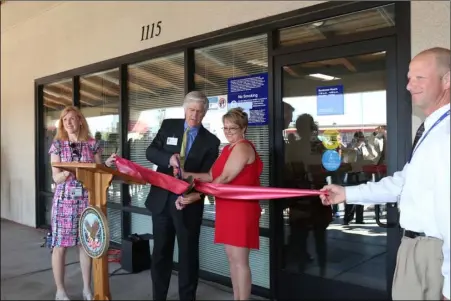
<box><xmin>285</xmin><ymin>113</ymin><xmax>331</xmax><ymax>275</ymax></box>
<box><xmin>49</xmin><ymin>106</ymin><xmax>117</xmax><ymax>301</ymax></box>
<box><xmin>320</xmin><ymin>47</ymin><xmax>450</xmax><ymax>300</ymax></box>
<box><xmin>175</xmin><ymin>107</ymin><xmax>263</xmax><ymax>301</ymax></box>
<box><xmin>145</xmin><ymin>91</ymin><xmax>220</xmax><ymax>301</ymax></box>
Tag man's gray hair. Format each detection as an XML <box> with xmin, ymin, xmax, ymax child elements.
<box><xmin>183</xmin><ymin>91</ymin><xmax>209</xmax><ymax>112</ymax></box>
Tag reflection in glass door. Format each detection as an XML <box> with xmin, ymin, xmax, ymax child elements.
<box><xmin>79</xmin><ymin>68</ymin><xmax>122</xmax><ymax>243</ymax></box>
<box><xmin>274</xmin><ymin>40</ymin><xmax>398</xmax><ymax>300</ymax></box>
<box><xmin>41</xmin><ymin>79</ymin><xmax>74</xmax><ymax>225</ymax></box>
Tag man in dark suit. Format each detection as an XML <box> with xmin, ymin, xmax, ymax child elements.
<box><xmin>145</xmin><ymin>91</ymin><xmax>220</xmax><ymax>301</ymax></box>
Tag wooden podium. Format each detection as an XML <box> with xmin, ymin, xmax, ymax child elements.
<box><xmin>52</xmin><ymin>162</ymin><xmax>146</xmax><ymax>300</ymax></box>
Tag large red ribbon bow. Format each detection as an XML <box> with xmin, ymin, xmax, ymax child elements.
<box><xmin>115</xmin><ymin>156</ymin><xmax>324</xmax><ymax>200</ymax></box>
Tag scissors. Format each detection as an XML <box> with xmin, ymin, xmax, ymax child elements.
<box><xmin>174</xmin><ymin>156</ymin><xmax>186</xmax><ymax>210</ymax></box>
<box><xmin>175</xmin><ymin>156</ymin><xmax>183</xmax><ymax>180</ymax></box>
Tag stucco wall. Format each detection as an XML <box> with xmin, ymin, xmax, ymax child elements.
<box><xmin>1</xmin><ymin>1</ymin><xmax>449</xmax><ymax>226</ymax></box>
<box><xmin>410</xmin><ymin>1</ymin><xmax>450</xmax><ymax>136</ymax></box>
<box><xmin>0</xmin><ymin>0</ymin><xmax>322</xmax><ymax>226</ymax></box>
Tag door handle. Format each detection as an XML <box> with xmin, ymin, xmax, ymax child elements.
<box><xmin>375</xmin><ymin>203</ymin><xmax>399</xmax><ymax>228</ymax></box>
<box><xmin>375</xmin><ymin>204</ymin><xmax>388</xmax><ymax>228</ymax></box>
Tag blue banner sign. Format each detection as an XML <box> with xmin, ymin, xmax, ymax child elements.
<box><xmin>227</xmin><ymin>73</ymin><xmax>269</xmax><ymax>126</ymax></box>
<box><xmin>316</xmin><ymin>85</ymin><xmax>345</xmax><ymax>116</ymax></box>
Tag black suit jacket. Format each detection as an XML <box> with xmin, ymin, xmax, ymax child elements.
<box><xmin>145</xmin><ymin>118</ymin><xmax>220</xmax><ymax>217</ymax></box>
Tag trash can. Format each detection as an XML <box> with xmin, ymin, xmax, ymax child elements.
<box><xmin>120</xmin><ymin>233</ymin><xmax>153</xmax><ymax>273</ymax></box>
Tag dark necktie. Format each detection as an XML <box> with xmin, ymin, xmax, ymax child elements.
<box><xmin>409</xmin><ymin>122</ymin><xmax>425</xmax><ymax>162</ymax></box>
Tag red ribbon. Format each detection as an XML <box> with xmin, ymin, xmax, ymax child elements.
<box><xmin>115</xmin><ymin>157</ymin><xmax>324</xmax><ymax>200</ymax></box>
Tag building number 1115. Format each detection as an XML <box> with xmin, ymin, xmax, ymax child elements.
<box><xmin>141</xmin><ymin>21</ymin><xmax>162</xmax><ymax>41</ymax></box>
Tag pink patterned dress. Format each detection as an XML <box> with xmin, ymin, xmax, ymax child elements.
<box><xmin>48</xmin><ymin>138</ymin><xmax>102</xmax><ymax>248</ymax></box>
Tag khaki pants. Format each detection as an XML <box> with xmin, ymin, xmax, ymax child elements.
<box><xmin>392</xmin><ymin>236</ymin><xmax>444</xmax><ymax>300</ymax></box>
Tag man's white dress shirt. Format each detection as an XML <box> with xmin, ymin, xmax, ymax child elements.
<box><xmin>345</xmin><ymin>103</ymin><xmax>450</xmax><ymax>299</ymax></box>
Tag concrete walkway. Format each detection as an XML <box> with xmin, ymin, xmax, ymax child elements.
<box><xmin>1</xmin><ymin>219</ymin><xmax>261</xmax><ymax>300</ymax></box>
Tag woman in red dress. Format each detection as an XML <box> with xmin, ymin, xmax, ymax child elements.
<box><xmin>176</xmin><ymin>107</ymin><xmax>263</xmax><ymax>300</ymax></box>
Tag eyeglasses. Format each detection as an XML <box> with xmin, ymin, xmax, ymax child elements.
<box><xmin>222</xmin><ymin>127</ymin><xmax>240</xmax><ymax>133</ymax></box>
<box><xmin>69</xmin><ymin>142</ymin><xmax>81</xmax><ymax>162</ymax></box>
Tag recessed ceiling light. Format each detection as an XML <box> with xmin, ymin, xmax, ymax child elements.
<box><xmin>312</xmin><ymin>21</ymin><xmax>324</xmax><ymax>27</ymax></box>
<box><xmin>308</xmin><ymin>73</ymin><xmax>340</xmax><ymax>81</ymax></box>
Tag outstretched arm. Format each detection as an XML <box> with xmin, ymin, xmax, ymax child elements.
<box><xmin>181</xmin><ymin>139</ymin><xmax>220</xmax><ymax>182</ymax></box>
<box><xmin>345</xmin><ymin>165</ymin><xmax>407</xmax><ymax>205</ymax></box>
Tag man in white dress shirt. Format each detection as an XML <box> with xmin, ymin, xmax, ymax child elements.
<box><xmin>320</xmin><ymin>47</ymin><xmax>450</xmax><ymax>301</ymax></box>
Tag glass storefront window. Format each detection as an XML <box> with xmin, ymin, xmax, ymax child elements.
<box><xmin>127</xmin><ymin>53</ymin><xmax>185</xmax><ymax>208</ymax></box>
<box><xmin>194</xmin><ymin>34</ymin><xmax>270</xmax><ymax>229</ymax></box>
<box><xmin>43</xmin><ymin>78</ymin><xmax>74</xmax><ymax>192</ymax></box>
<box><xmin>278</xmin><ymin>4</ymin><xmax>395</xmax><ymax>47</ymax></box>
<box><xmin>79</xmin><ymin>68</ymin><xmax>121</xmax><ymax>240</ymax></box>
<box><xmin>42</xmin><ymin>78</ymin><xmax>74</xmax><ymax>224</ymax></box>
<box><xmin>194</xmin><ymin>34</ymin><xmax>270</xmax><ymax>288</ymax></box>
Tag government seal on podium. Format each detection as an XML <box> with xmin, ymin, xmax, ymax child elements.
<box><xmin>79</xmin><ymin>206</ymin><xmax>110</xmax><ymax>259</ymax></box>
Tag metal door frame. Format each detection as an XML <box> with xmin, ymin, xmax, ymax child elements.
<box><xmin>270</xmin><ymin>36</ymin><xmax>410</xmax><ymax>299</ymax></box>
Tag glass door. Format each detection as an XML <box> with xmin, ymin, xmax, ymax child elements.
<box><xmin>39</xmin><ymin>79</ymin><xmax>74</xmax><ymax>227</ymax></box>
<box><xmin>272</xmin><ymin>37</ymin><xmax>403</xmax><ymax>299</ymax></box>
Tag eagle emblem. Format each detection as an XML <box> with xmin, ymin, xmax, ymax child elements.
<box><xmin>83</xmin><ymin>218</ymin><xmax>101</xmax><ymax>250</ymax></box>
<box><xmin>79</xmin><ymin>206</ymin><xmax>110</xmax><ymax>258</ymax></box>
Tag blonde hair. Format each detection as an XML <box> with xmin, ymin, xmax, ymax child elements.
<box><xmin>54</xmin><ymin>106</ymin><xmax>91</xmax><ymax>141</ymax></box>
<box><xmin>222</xmin><ymin>107</ymin><xmax>248</xmax><ymax>129</ymax></box>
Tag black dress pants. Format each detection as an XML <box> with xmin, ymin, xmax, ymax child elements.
<box><xmin>344</xmin><ymin>204</ymin><xmax>364</xmax><ymax>224</ymax></box>
<box><xmin>151</xmin><ymin>195</ymin><xmax>202</xmax><ymax>301</ymax></box>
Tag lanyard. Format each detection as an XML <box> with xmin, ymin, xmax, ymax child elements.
<box><xmin>411</xmin><ymin>109</ymin><xmax>450</xmax><ymax>161</ymax></box>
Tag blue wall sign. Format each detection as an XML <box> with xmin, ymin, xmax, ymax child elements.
<box><xmin>227</xmin><ymin>73</ymin><xmax>269</xmax><ymax>126</ymax></box>
<box><xmin>316</xmin><ymin>85</ymin><xmax>345</xmax><ymax>116</ymax></box>
<box><xmin>322</xmin><ymin>150</ymin><xmax>342</xmax><ymax>172</ymax></box>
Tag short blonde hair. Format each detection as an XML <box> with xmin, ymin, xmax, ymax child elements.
<box><xmin>54</xmin><ymin>106</ymin><xmax>91</xmax><ymax>141</ymax></box>
<box><xmin>222</xmin><ymin>107</ymin><xmax>248</xmax><ymax>129</ymax></box>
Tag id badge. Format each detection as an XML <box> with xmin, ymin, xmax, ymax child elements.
<box><xmin>167</xmin><ymin>137</ymin><xmax>178</xmax><ymax>146</ymax></box>
<box><xmin>71</xmin><ymin>187</ymin><xmax>83</xmax><ymax>198</ymax></box>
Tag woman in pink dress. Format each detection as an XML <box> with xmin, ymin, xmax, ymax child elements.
<box><xmin>49</xmin><ymin>106</ymin><xmax>116</xmax><ymax>300</ymax></box>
